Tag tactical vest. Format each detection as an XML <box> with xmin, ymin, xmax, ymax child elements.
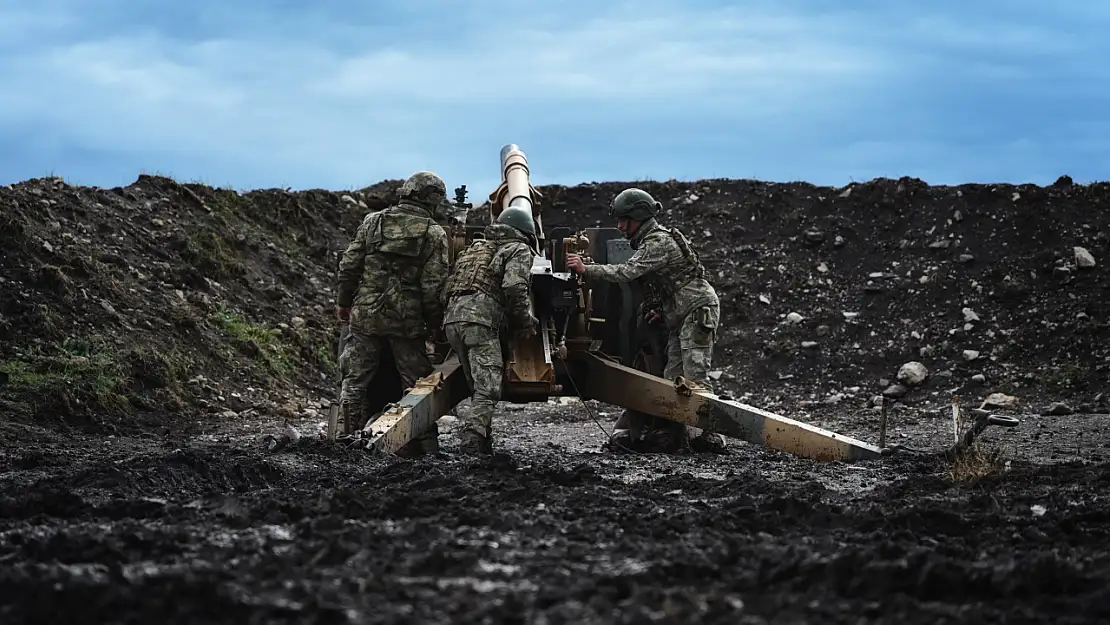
<box><xmin>359</xmin><ymin>206</ymin><xmax>434</xmax><ymax>299</ymax></box>
<box><xmin>445</xmin><ymin>238</ymin><xmax>501</xmax><ymax>300</ymax></box>
<box><xmin>640</xmin><ymin>226</ymin><xmax>707</xmax><ymax>304</ymax></box>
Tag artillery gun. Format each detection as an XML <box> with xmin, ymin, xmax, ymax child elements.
<box><xmin>323</xmin><ymin>145</ymin><xmax>917</xmax><ymax>461</ymax></box>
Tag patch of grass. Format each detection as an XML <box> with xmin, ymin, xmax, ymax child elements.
<box><xmin>287</xmin><ymin>326</ymin><xmax>336</xmax><ymax>379</ymax></box>
<box><xmin>316</xmin><ymin>343</ymin><xmax>337</xmax><ymax>376</ymax></box>
<box><xmin>0</xmin><ymin>336</ymin><xmax>131</xmax><ymax>419</ymax></box>
<box><xmin>947</xmin><ymin>441</ymin><xmax>1011</xmax><ymax>483</ymax></box>
<box><xmin>29</xmin><ymin>303</ymin><xmax>63</xmax><ymax>339</ymax></box>
<box><xmin>210</xmin><ymin>189</ymin><xmax>245</xmax><ymax>222</ymax></box>
<box><xmin>166</xmin><ymin>302</ymin><xmax>202</xmax><ymax>331</ymax></box>
<box><xmin>123</xmin><ymin>345</ymin><xmax>194</xmax><ymax>391</ymax></box>
<box><xmin>211</xmin><ymin>304</ymin><xmax>292</xmax><ymax>377</ymax></box>
<box><xmin>182</xmin><ymin>228</ymin><xmax>242</xmax><ymax>280</ymax></box>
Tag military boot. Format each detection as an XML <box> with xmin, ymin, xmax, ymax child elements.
<box><xmin>642</xmin><ymin>427</ymin><xmax>686</xmax><ymax>453</ymax></box>
<box><xmin>460</xmin><ymin>406</ymin><xmax>494</xmax><ymax>455</ymax></box>
<box><xmin>604</xmin><ymin>428</ymin><xmax>636</xmax><ymax>453</ymax></box>
<box><xmin>689</xmin><ymin>429</ymin><xmax>727</xmax><ymax>454</ymax></box>
<box><xmin>459</xmin><ymin>429</ymin><xmax>492</xmax><ymax>455</ymax></box>
<box><xmin>604</xmin><ymin>409</ymin><xmax>645</xmax><ymax>452</ymax></box>
<box><xmin>642</xmin><ymin>419</ymin><xmax>689</xmax><ymax>453</ymax></box>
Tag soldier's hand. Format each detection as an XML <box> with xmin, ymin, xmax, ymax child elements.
<box><xmin>515</xmin><ymin>316</ymin><xmax>539</xmax><ymax>340</ymax></box>
<box><xmin>336</xmin><ymin>307</ymin><xmax>351</xmax><ymax>323</ymax></box>
<box><xmin>644</xmin><ymin>309</ymin><xmax>661</xmax><ymax>324</ymax></box>
<box><xmin>565</xmin><ymin>253</ymin><xmax>586</xmax><ymax>274</ymax></box>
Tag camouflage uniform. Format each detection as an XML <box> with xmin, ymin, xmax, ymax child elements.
<box><xmin>442</xmin><ymin>207</ymin><xmax>538</xmax><ymax>454</ymax></box>
<box><xmin>578</xmin><ymin>188</ymin><xmax>725</xmax><ymax>452</ymax></box>
<box><xmin>336</xmin><ymin>171</ymin><xmax>451</xmax><ymax>455</ymax></box>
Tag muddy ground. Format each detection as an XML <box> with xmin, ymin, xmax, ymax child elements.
<box><xmin>2</xmin><ymin>171</ymin><xmax>1109</xmax><ymax>622</ymax></box>
<box><xmin>2</xmin><ymin>404</ymin><xmax>1108</xmax><ymax>624</ymax></box>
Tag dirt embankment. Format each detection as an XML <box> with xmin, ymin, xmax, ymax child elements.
<box><xmin>1</xmin><ymin>173</ymin><xmax>1107</xmax><ymax>435</ymax></box>
<box><xmin>0</xmin><ymin>174</ymin><xmax>398</xmax><ymax>434</ymax></box>
<box><xmin>1</xmin><ymin>172</ymin><xmax>1109</xmax><ymax>624</ymax></box>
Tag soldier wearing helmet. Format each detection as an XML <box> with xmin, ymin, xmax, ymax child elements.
<box><xmin>566</xmin><ymin>187</ymin><xmax>725</xmax><ymax>453</ymax></box>
<box><xmin>441</xmin><ymin>205</ymin><xmax>540</xmax><ymax>455</ymax></box>
<box><xmin>335</xmin><ymin>170</ymin><xmax>452</xmax><ymax>456</ymax></box>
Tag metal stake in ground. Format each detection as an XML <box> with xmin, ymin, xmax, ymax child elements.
<box><xmin>951</xmin><ymin>395</ymin><xmax>961</xmax><ymax>444</ymax></box>
<box><xmin>879</xmin><ymin>396</ymin><xmax>889</xmax><ymax>449</ymax></box>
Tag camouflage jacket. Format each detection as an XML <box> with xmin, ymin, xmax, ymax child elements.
<box><xmin>442</xmin><ymin>223</ymin><xmax>536</xmax><ymax>332</ymax></box>
<box><xmin>581</xmin><ymin>218</ymin><xmax>718</xmax><ymax>329</ymax></box>
<box><xmin>336</xmin><ymin>200</ymin><xmax>450</xmax><ymax>338</ymax></box>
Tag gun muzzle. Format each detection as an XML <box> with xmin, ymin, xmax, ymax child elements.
<box><xmin>499</xmin><ymin>143</ymin><xmax>533</xmax><ymax>213</ymax></box>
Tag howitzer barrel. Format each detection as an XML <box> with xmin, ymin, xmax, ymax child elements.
<box><xmin>499</xmin><ymin>143</ymin><xmax>533</xmax><ymax>213</ymax></box>
<box><xmin>491</xmin><ymin>143</ymin><xmax>545</xmax><ymax>247</ymax></box>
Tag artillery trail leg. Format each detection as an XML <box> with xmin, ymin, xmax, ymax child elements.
<box><xmin>575</xmin><ymin>351</ymin><xmax>882</xmax><ymax>462</ymax></box>
<box><xmin>359</xmin><ymin>357</ymin><xmax>471</xmax><ymax>454</ymax></box>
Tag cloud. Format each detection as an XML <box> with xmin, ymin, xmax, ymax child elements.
<box><xmin>0</xmin><ymin>0</ymin><xmax>1108</xmax><ymax>192</ymax></box>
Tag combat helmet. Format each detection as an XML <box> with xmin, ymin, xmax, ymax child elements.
<box><xmin>398</xmin><ymin>171</ymin><xmax>447</xmax><ymax>206</ymax></box>
<box><xmin>609</xmin><ymin>188</ymin><xmax>661</xmax><ymax>222</ymax></box>
<box><xmin>496</xmin><ymin>206</ymin><xmax>536</xmax><ymax>237</ymax></box>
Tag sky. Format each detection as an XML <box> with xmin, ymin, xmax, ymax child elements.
<box><xmin>0</xmin><ymin>0</ymin><xmax>1107</xmax><ymax>194</ymax></box>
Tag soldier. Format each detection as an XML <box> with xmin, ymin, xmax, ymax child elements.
<box><xmin>442</xmin><ymin>206</ymin><xmax>539</xmax><ymax>455</ymax></box>
<box><xmin>565</xmin><ymin>187</ymin><xmax>726</xmax><ymax>453</ymax></box>
<box><xmin>335</xmin><ymin>171</ymin><xmax>451</xmax><ymax>456</ymax></box>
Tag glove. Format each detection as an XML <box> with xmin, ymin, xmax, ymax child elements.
<box><xmin>514</xmin><ymin>315</ymin><xmax>539</xmax><ymax>340</ymax></box>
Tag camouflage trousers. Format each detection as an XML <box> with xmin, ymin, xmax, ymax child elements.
<box><xmin>339</xmin><ymin>323</ymin><xmax>439</xmax><ymax>455</ymax></box>
<box><xmin>443</xmin><ymin>321</ymin><xmax>502</xmax><ymax>440</ymax></box>
<box><xmin>663</xmin><ymin>303</ymin><xmax>719</xmax><ymax>391</ymax></box>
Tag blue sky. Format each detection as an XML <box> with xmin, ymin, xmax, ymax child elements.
<box><xmin>0</xmin><ymin>0</ymin><xmax>1107</xmax><ymax>193</ymax></box>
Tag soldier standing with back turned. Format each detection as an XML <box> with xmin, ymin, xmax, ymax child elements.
<box><xmin>335</xmin><ymin>171</ymin><xmax>451</xmax><ymax>456</ymax></box>
<box><xmin>441</xmin><ymin>206</ymin><xmax>539</xmax><ymax>455</ymax></box>
<box><xmin>566</xmin><ymin>187</ymin><xmax>726</xmax><ymax>453</ymax></box>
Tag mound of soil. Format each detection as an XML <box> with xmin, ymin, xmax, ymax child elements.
<box><xmin>0</xmin><ymin>175</ymin><xmax>401</xmax><ymax>433</ymax></box>
<box><xmin>2</xmin><ymin>173</ymin><xmax>1107</xmax><ymax>435</ymax></box>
